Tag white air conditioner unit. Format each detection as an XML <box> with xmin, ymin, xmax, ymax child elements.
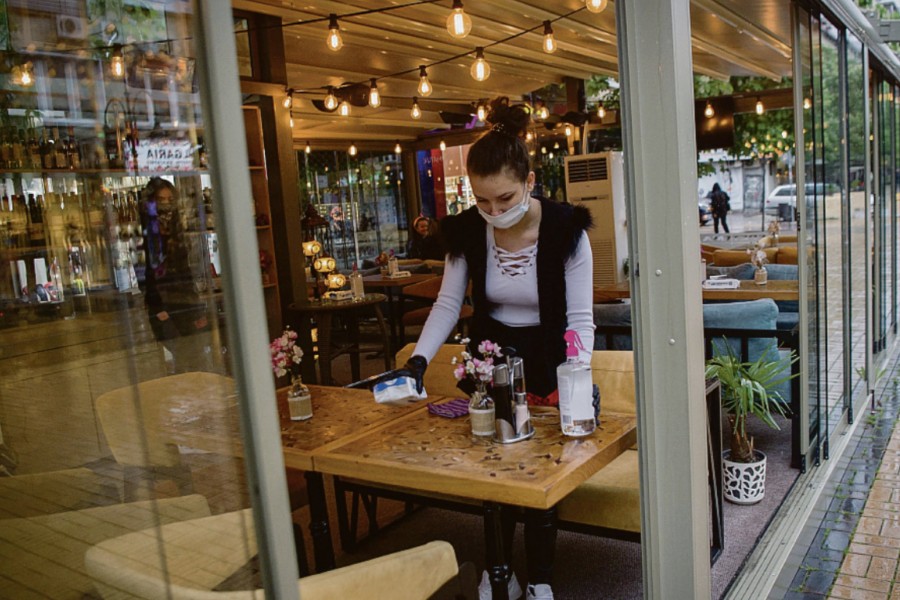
<box><xmin>56</xmin><ymin>15</ymin><xmax>87</xmax><ymax>40</ymax></box>
<box><xmin>564</xmin><ymin>151</ymin><xmax>628</xmax><ymax>286</ymax></box>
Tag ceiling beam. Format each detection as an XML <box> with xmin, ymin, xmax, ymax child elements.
<box><xmin>690</xmin><ymin>0</ymin><xmax>793</xmax><ymax>58</ymax></box>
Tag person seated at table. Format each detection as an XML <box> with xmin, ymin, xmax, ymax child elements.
<box><xmin>400</xmin><ymin>97</ymin><xmax>594</xmax><ymax>600</ymax></box>
<box><xmin>406</xmin><ymin>215</ymin><xmax>445</xmax><ymax>260</ymax></box>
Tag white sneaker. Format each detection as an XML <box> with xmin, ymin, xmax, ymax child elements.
<box><xmin>478</xmin><ymin>569</ymin><xmax>523</xmax><ymax>600</ymax></box>
<box><xmin>525</xmin><ymin>583</ymin><xmax>554</xmax><ymax>600</ymax></box>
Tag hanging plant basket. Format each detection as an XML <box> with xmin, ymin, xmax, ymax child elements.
<box><xmin>723</xmin><ymin>450</ymin><xmax>766</xmax><ymax>505</ymax></box>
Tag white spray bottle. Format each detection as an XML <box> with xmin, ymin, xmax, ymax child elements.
<box><xmin>557</xmin><ymin>330</ymin><xmax>596</xmax><ymax>437</ymax></box>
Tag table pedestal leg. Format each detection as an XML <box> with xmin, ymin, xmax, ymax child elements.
<box><xmin>385</xmin><ymin>288</ymin><xmax>399</xmax><ymax>352</ymax></box>
<box><xmin>348</xmin><ymin>313</ymin><xmax>361</xmax><ymax>383</ymax></box>
<box><xmin>373</xmin><ymin>304</ymin><xmax>392</xmax><ymax>370</ymax></box>
<box><xmin>525</xmin><ymin>507</ymin><xmax>557</xmax><ymax>587</ymax></box>
<box><xmin>484</xmin><ymin>502</ymin><xmax>510</xmax><ymax>600</ymax></box>
<box><xmin>305</xmin><ymin>472</ymin><xmax>335</xmax><ymax>572</ymax></box>
<box><xmin>316</xmin><ymin>313</ymin><xmax>333</xmax><ymax>386</ymax></box>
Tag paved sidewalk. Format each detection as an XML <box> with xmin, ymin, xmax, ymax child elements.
<box><xmin>784</xmin><ymin>364</ymin><xmax>900</xmax><ymax>599</ymax></box>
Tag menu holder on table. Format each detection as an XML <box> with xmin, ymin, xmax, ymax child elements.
<box><xmin>701</xmin><ymin>278</ymin><xmax>740</xmax><ymax>290</ymax></box>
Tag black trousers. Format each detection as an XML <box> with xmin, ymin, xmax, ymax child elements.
<box><xmin>713</xmin><ymin>214</ymin><xmax>730</xmax><ymax>234</ymax></box>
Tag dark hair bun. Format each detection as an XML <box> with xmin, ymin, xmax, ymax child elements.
<box><xmin>486</xmin><ymin>97</ymin><xmax>531</xmax><ymax>139</ymax></box>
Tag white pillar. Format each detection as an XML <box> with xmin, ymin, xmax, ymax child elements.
<box><xmin>615</xmin><ymin>1</ymin><xmax>712</xmax><ymax>597</ymax></box>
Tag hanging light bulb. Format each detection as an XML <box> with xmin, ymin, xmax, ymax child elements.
<box><xmin>417</xmin><ymin>66</ymin><xmax>433</xmax><ymax>97</ymax></box>
<box><xmin>526</xmin><ymin>131</ymin><xmax>533</xmax><ymax>142</ymax></box>
<box><xmin>439</xmin><ymin>140</ymin><xmax>447</xmax><ymax>152</ymax></box>
<box><xmin>704</xmin><ymin>102</ymin><xmax>714</xmax><ymax>118</ymax></box>
<box><xmin>564</xmin><ymin>124</ymin><xmax>573</xmax><ymax>137</ymax></box>
<box><xmin>803</xmin><ymin>97</ymin><xmax>812</xmax><ymax>110</ymax></box>
<box><xmin>110</xmin><ymin>44</ymin><xmax>125</xmax><ymax>79</ymax></box>
<box><xmin>283</xmin><ymin>89</ymin><xmax>294</xmax><ymax>109</ymax></box>
<box><xmin>324</xmin><ymin>87</ymin><xmax>338</xmax><ymax>111</ymax></box>
<box><xmin>781</xmin><ymin>130</ymin><xmax>789</xmax><ymax>139</ymax></box>
<box><xmin>446</xmin><ymin>0</ymin><xmax>472</xmax><ymax>39</ymax></box>
<box><xmin>470</xmin><ymin>47</ymin><xmax>490</xmax><ymax>82</ymax></box>
<box><xmin>476</xmin><ymin>102</ymin><xmax>486</xmax><ymax>122</ymax></box>
<box><xmin>349</xmin><ymin>142</ymin><xmax>358</xmax><ymax>156</ymax></box>
<box><xmin>597</xmin><ymin>104</ymin><xmax>606</xmax><ymax>119</ymax></box>
<box><xmin>305</xmin><ymin>141</ymin><xmax>312</xmax><ymax>154</ymax></box>
<box><xmin>368</xmin><ymin>78</ymin><xmax>381</xmax><ymax>108</ymax></box>
<box><xmin>536</xmin><ymin>103</ymin><xmax>550</xmax><ymax>120</ymax></box>
<box><xmin>541</xmin><ymin>146</ymin><xmax>547</xmax><ymax>155</ymax></box>
<box><xmin>755</xmin><ymin>97</ymin><xmax>765</xmax><ymax>115</ymax></box>
<box><xmin>585</xmin><ymin>0</ymin><xmax>609</xmax><ymax>13</ymax></box>
<box><xmin>553</xmin><ymin>141</ymin><xmax>560</xmax><ymax>149</ymax></box>
<box><xmin>542</xmin><ymin>21</ymin><xmax>557</xmax><ymax>54</ymax></box>
<box><xmin>394</xmin><ymin>141</ymin><xmax>402</xmax><ymax>154</ymax></box>
<box><xmin>327</xmin><ymin>14</ymin><xmax>343</xmax><ymax>51</ymax></box>
<box><xmin>411</xmin><ymin>97</ymin><xmax>422</xmax><ymax>119</ymax></box>
<box><xmin>339</xmin><ymin>100</ymin><xmax>351</xmax><ymax>117</ymax></box>
<box><xmin>12</xmin><ymin>62</ymin><xmax>34</xmax><ymax>87</ymax></box>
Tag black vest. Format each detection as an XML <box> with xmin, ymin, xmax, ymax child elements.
<box><xmin>441</xmin><ymin>198</ymin><xmax>593</xmax><ymax>370</ymax></box>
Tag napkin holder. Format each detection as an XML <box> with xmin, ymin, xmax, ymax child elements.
<box><xmin>386</xmin><ymin>270</ymin><xmax>412</xmax><ymax>279</ymax></box>
<box><xmin>701</xmin><ymin>277</ymin><xmax>740</xmax><ymax>290</ymax></box>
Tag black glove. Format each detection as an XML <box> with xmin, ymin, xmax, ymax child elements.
<box><xmin>399</xmin><ymin>355</ymin><xmax>428</xmax><ymax>394</ymax></box>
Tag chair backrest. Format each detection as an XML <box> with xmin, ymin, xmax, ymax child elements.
<box><xmin>591</xmin><ymin>351</ymin><xmax>636</xmax><ymax>415</ymax></box>
<box><xmin>401</xmin><ymin>275</ymin><xmax>443</xmax><ymax>302</ymax></box>
<box><xmin>396</xmin><ymin>343</ymin><xmax>464</xmax><ymax>398</ymax></box>
<box><xmin>95</xmin><ymin>372</ymin><xmax>236</xmax><ymax>468</ymax></box>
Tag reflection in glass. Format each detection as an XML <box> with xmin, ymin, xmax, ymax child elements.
<box><xmin>0</xmin><ymin>3</ymin><xmax>260</xmax><ymax>598</ymax></box>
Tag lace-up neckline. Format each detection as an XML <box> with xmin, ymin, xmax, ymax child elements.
<box><xmin>492</xmin><ymin>242</ymin><xmax>537</xmax><ymax>277</ymax></box>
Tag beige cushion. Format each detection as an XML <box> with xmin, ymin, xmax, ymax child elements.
<box><xmin>557</xmin><ymin>449</ymin><xmax>640</xmax><ymax>533</ymax></box>
<box><xmin>0</xmin><ymin>494</ymin><xmax>210</xmax><ymax>599</ymax></box>
<box><xmin>86</xmin><ymin>505</ymin><xmax>458</xmax><ymax>600</ymax></box>
<box><xmin>711</xmin><ymin>247</ymin><xmax>778</xmax><ymax>267</ymax></box>
<box><xmin>775</xmin><ymin>245</ymin><xmax>798</xmax><ymax>264</ymax></box>
<box><xmin>591</xmin><ymin>351</ymin><xmax>636</xmax><ymax>416</ymax></box>
<box><xmin>396</xmin><ymin>344</ymin><xmax>465</xmax><ymax>398</ymax></box>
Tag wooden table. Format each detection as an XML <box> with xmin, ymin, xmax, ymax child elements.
<box><xmin>315</xmin><ymin>407</ymin><xmax>637</xmax><ymax>599</ymax></box>
<box><xmin>594</xmin><ymin>279</ymin><xmax>799</xmax><ymax>303</ymax></box>
<box><xmin>362</xmin><ymin>273</ymin><xmax>437</xmax><ymax>352</ymax></box>
<box><xmin>289</xmin><ymin>293</ymin><xmax>390</xmax><ymax>385</ymax></box>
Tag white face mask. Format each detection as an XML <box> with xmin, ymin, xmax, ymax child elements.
<box><xmin>477</xmin><ymin>185</ymin><xmax>531</xmax><ymax>229</ymax></box>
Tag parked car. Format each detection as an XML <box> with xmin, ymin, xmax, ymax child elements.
<box><xmin>699</xmin><ymin>202</ymin><xmax>711</xmax><ymax>226</ymax></box>
<box><xmin>764</xmin><ymin>182</ymin><xmax>834</xmax><ymax>214</ymax></box>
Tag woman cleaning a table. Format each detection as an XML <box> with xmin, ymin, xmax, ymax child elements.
<box><xmin>402</xmin><ymin>97</ymin><xmax>595</xmax><ymax>600</ymax></box>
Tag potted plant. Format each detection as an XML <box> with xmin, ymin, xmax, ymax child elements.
<box><xmin>705</xmin><ymin>345</ymin><xmax>796</xmax><ymax>504</ymax></box>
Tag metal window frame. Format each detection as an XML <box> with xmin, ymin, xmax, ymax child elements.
<box><xmin>193</xmin><ymin>2</ymin><xmax>300</xmax><ymax>597</ymax></box>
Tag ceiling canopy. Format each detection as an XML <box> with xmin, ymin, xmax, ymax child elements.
<box><xmin>234</xmin><ymin>0</ymin><xmax>794</xmax><ymax>143</ymax></box>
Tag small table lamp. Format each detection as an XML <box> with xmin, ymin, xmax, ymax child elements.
<box><xmin>303</xmin><ymin>239</ymin><xmax>325</xmax><ymax>299</ymax></box>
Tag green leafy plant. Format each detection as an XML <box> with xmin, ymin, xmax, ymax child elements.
<box><xmin>705</xmin><ymin>343</ymin><xmax>797</xmax><ymax>463</ymax></box>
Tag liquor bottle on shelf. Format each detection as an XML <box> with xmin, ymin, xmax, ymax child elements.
<box><xmin>1</xmin><ymin>128</ymin><xmax>12</xmax><ymax>169</ymax></box>
<box><xmin>27</xmin><ymin>128</ymin><xmax>40</xmax><ymax>170</ymax></box>
<box><xmin>41</xmin><ymin>128</ymin><xmax>54</xmax><ymax>171</ymax></box>
<box><xmin>28</xmin><ymin>193</ymin><xmax>44</xmax><ymax>247</ymax></box>
<box><xmin>66</xmin><ymin>127</ymin><xmax>81</xmax><ymax>170</ymax></box>
<box><xmin>52</xmin><ymin>128</ymin><xmax>66</xmax><ymax>170</ymax></box>
<box><xmin>12</xmin><ymin>129</ymin><xmax>24</xmax><ymax>169</ymax></box>
<box><xmin>49</xmin><ymin>257</ymin><xmax>64</xmax><ymax>302</ymax></box>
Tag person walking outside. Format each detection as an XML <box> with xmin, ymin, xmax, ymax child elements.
<box><xmin>708</xmin><ymin>182</ymin><xmax>731</xmax><ymax>234</ymax></box>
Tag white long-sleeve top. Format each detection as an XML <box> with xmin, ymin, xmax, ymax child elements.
<box><xmin>413</xmin><ymin>227</ymin><xmax>595</xmax><ymax>363</ymax></box>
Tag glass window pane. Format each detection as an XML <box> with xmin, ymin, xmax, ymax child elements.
<box><xmin>0</xmin><ymin>3</ymin><xmax>271</xmax><ymax>598</ymax></box>
<box><xmin>847</xmin><ymin>31</ymin><xmax>867</xmax><ymax>403</ymax></box>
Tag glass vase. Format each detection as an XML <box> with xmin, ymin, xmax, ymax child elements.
<box><xmin>754</xmin><ymin>266</ymin><xmax>768</xmax><ymax>286</ymax></box>
<box><xmin>287</xmin><ymin>374</ymin><xmax>312</xmax><ymax>421</ymax></box>
<box><xmin>468</xmin><ymin>382</ymin><xmax>494</xmax><ymax>437</ymax></box>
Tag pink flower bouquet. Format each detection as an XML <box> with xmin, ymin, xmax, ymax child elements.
<box><xmin>270</xmin><ymin>327</ymin><xmax>304</xmax><ymax>379</ymax></box>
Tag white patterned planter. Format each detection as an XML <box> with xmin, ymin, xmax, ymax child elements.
<box><xmin>723</xmin><ymin>450</ymin><xmax>766</xmax><ymax>505</ymax></box>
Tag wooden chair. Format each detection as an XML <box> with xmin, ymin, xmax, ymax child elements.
<box><xmin>398</xmin><ymin>276</ymin><xmax>473</xmax><ymax>346</ymax></box>
<box><xmin>85</xmin><ymin>508</ymin><xmax>463</xmax><ymax>600</ymax></box>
